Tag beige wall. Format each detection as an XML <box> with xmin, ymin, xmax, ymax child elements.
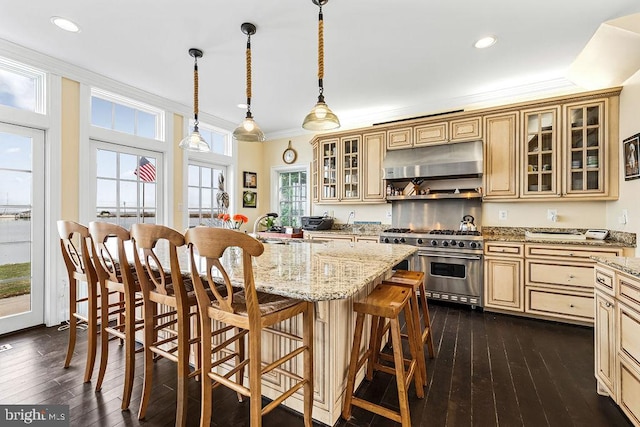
<box><xmin>235</xmin><ymin>140</ymin><xmax>265</xmax><ymax>229</ymax></box>
<box><xmin>60</xmin><ymin>78</ymin><xmax>80</xmax><ymax>222</ymax></box>
<box><xmin>172</xmin><ymin>113</ymin><xmax>185</xmax><ymax>230</ymax></box>
<box><xmin>482</xmin><ymin>201</ymin><xmax>607</xmax><ymax>228</ymax></box>
<box><xmin>607</xmin><ymin>70</ymin><xmax>640</xmax><ymax>256</ymax></box>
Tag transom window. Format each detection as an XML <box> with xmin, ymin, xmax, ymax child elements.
<box><xmin>187</xmin><ymin>163</ymin><xmax>227</xmax><ymax>227</ymax></box>
<box><xmin>278</xmin><ymin>170</ymin><xmax>307</xmax><ymax>227</ymax></box>
<box><xmin>95</xmin><ymin>147</ymin><xmax>161</xmax><ymax>228</ymax></box>
<box><xmin>0</xmin><ymin>56</ymin><xmax>46</xmax><ymax>113</ymax></box>
<box><xmin>191</xmin><ymin>121</ymin><xmax>231</xmax><ymax>156</ymax></box>
<box><xmin>91</xmin><ymin>88</ymin><xmax>165</xmax><ymax>141</ymax></box>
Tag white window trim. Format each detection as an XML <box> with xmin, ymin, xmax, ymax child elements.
<box><xmin>270</xmin><ymin>164</ymin><xmax>310</xmax><ymax>222</ymax></box>
<box><xmin>0</xmin><ymin>54</ymin><xmax>47</xmax><ymax>114</ymax></box>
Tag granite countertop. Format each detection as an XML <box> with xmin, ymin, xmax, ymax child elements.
<box><xmin>592</xmin><ymin>256</ymin><xmax>640</xmax><ymax>279</ymax></box>
<box><xmin>482</xmin><ymin>226</ymin><xmax>636</xmax><ymax>248</ymax></box>
<box><xmin>303</xmin><ymin>227</ymin><xmax>382</xmax><ymax>237</ymax></box>
<box><xmin>198</xmin><ymin>240</ymin><xmax>417</xmax><ymax>302</ymax></box>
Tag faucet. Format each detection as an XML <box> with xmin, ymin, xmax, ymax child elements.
<box><xmin>253</xmin><ymin>212</ymin><xmax>279</xmax><ymax>236</ymax></box>
<box><xmin>346</xmin><ymin>211</ymin><xmax>355</xmax><ymax>227</ymax></box>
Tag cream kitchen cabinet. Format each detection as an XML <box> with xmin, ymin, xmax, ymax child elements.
<box><xmin>521</xmin><ymin>107</ymin><xmax>561</xmax><ymax>198</ymax></box>
<box><xmin>483</xmin><ymin>112</ymin><xmax>519</xmax><ymax>199</ymax></box>
<box><xmin>304</xmin><ymin>231</ymin><xmax>379</xmax><ymax>243</ymax></box>
<box><xmin>484</xmin><ymin>242</ymin><xmax>524</xmax><ymax>312</ymax></box>
<box><xmin>593</xmin><ymin>262</ymin><xmax>640</xmax><ymax>426</ymax></box>
<box><xmin>386</xmin><ymin>116</ymin><xmax>482</xmax><ymax>150</ymax></box>
<box><xmin>524</xmin><ymin>244</ymin><xmax>624</xmax><ymax>324</ymax></box>
<box><xmin>312</xmin><ymin>131</ymin><xmax>384</xmax><ymax>204</ymax></box>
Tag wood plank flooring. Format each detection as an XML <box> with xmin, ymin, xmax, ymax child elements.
<box><xmin>0</xmin><ymin>302</ymin><xmax>632</xmax><ymax>426</ymax></box>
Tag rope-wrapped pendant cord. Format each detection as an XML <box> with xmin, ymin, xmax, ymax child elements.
<box><xmin>246</xmin><ymin>36</ymin><xmax>252</xmax><ymax>106</ymax></box>
<box><xmin>193</xmin><ymin>61</ymin><xmax>199</xmax><ymax>121</ymax></box>
<box><xmin>318</xmin><ymin>9</ymin><xmax>324</xmax><ymax>84</ymax></box>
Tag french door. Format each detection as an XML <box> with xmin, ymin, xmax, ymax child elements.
<box><xmin>0</xmin><ymin>122</ymin><xmax>45</xmax><ymax>335</ymax></box>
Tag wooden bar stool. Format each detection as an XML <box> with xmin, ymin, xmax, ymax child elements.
<box><xmin>342</xmin><ymin>282</ymin><xmax>424</xmax><ymax>427</ymax></box>
<box><xmin>384</xmin><ymin>270</ymin><xmax>435</xmax><ymax>384</ymax></box>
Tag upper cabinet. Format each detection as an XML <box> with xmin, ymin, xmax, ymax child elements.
<box><xmin>483</xmin><ymin>87</ymin><xmax>620</xmax><ymax>201</ymax></box>
<box><xmin>312</xmin><ymin>131</ymin><xmax>385</xmax><ymax>204</ymax></box>
<box><xmin>386</xmin><ymin>116</ymin><xmax>482</xmax><ymax>150</ymax></box>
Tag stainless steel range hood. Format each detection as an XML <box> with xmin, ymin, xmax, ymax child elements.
<box><xmin>383</xmin><ymin>140</ymin><xmax>483</xmax><ymax>180</ymax></box>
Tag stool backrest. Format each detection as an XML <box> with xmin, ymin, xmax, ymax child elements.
<box><xmin>57</xmin><ymin>220</ymin><xmax>96</xmax><ymax>284</ymax></box>
<box><xmin>184</xmin><ymin>227</ymin><xmax>264</xmax><ymax>315</ymax></box>
<box><xmin>130</xmin><ymin>223</ymin><xmax>187</xmax><ymax>301</ymax></box>
<box><xmin>88</xmin><ymin>221</ymin><xmax>134</xmax><ymax>287</ymax></box>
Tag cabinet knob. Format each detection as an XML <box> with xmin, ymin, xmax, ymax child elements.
<box><xmin>569</xmin><ymin>304</ymin><xmax>575</xmax><ymax>308</ymax></box>
<box><xmin>569</xmin><ymin>253</ymin><xmax>574</xmax><ymax>256</ymax></box>
<box><xmin>568</xmin><ymin>274</ymin><xmax>575</xmax><ymax>279</ymax></box>
<box><xmin>605</xmin><ymin>302</ymin><xmax>612</xmax><ymax>308</ymax></box>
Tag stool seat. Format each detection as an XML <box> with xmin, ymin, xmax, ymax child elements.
<box><xmin>343</xmin><ymin>282</ymin><xmax>424</xmax><ymax>427</ymax></box>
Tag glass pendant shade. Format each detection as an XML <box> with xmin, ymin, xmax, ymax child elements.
<box><xmin>233</xmin><ymin>113</ymin><xmax>265</xmax><ymax>142</ymax></box>
<box><xmin>180</xmin><ymin>48</ymin><xmax>210</xmax><ymax>152</ymax></box>
<box><xmin>179</xmin><ymin>127</ymin><xmax>210</xmax><ymax>152</ymax></box>
<box><xmin>302</xmin><ymin>97</ymin><xmax>340</xmax><ymax>130</ymax></box>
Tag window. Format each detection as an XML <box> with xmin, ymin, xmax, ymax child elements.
<box><xmin>0</xmin><ymin>56</ymin><xmax>46</xmax><ymax>113</ymax></box>
<box><xmin>90</xmin><ymin>88</ymin><xmax>164</xmax><ymax>140</ymax></box>
<box><xmin>278</xmin><ymin>170</ymin><xmax>307</xmax><ymax>227</ymax></box>
<box><xmin>192</xmin><ymin>121</ymin><xmax>231</xmax><ymax>156</ymax></box>
<box><xmin>95</xmin><ymin>147</ymin><xmax>161</xmax><ymax>228</ymax></box>
<box><xmin>187</xmin><ymin>163</ymin><xmax>227</xmax><ymax>227</ymax></box>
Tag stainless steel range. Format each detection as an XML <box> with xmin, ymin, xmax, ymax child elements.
<box><xmin>379</xmin><ymin>228</ymin><xmax>483</xmax><ymax>308</ymax></box>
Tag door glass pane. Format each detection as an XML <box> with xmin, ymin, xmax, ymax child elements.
<box><xmin>0</xmin><ymin>132</ymin><xmax>33</xmax><ymax>318</ymax></box>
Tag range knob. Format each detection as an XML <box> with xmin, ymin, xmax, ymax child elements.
<box><xmin>442</xmin><ymin>241</ymin><xmax>449</xmax><ymax>247</ymax></box>
<box><xmin>417</xmin><ymin>238</ymin><xmax>424</xmax><ymax>245</ymax></box>
<box><xmin>393</xmin><ymin>238</ymin><xmax>400</xmax><ymax>244</ymax></box>
<box><xmin>400</xmin><ymin>238</ymin><xmax>406</xmax><ymax>243</ymax></box>
<box><xmin>383</xmin><ymin>238</ymin><xmax>390</xmax><ymax>244</ymax></box>
<box><xmin>430</xmin><ymin>240</ymin><xmax>438</xmax><ymax>246</ymax></box>
<box><xmin>450</xmin><ymin>240</ymin><xmax>457</xmax><ymax>246</ymax></box>
<box><xmin>470</xmin><ymin>242</ymin><xmax>478</xmax><ymax>249</ymax></box>
<box><xmin>458</xmin><ymin>241</ymin><xmax>465</xmax><ymax>248</ymax></box>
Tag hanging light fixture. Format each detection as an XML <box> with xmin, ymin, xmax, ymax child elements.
<box><xmin>179</xmin><ymin>48</ymin><xmax>210</xmax><ymax>152</ymax></box>
<box><xmin>233</xmin><ymin>22</ymin><xmax>266</xmax><ymax>142</ymax></box>
<box><xmin>302</xmin><ymin>0</ymin><xmax>340</xmax><ymax>131</ymax></box>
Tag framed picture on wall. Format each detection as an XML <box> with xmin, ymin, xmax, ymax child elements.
<box><xmin>624</xmin><ymin>133</ymin><xmax>640</xmax><ymax>181</ymax></box>
<box><xmin>243</xmin><ymin>171</ymin><xmax>257</xmax><ymax>188</ymax></box>
<box><xmin>243</xmin><ymin>190</ymin><xmax>257</xmax><ymax>208</ymax></box>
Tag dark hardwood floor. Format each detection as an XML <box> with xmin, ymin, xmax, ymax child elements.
<box><xmin>0</xmin><ymin>302</ymin><xmax>632</xmax><ymax>426</ymax></box>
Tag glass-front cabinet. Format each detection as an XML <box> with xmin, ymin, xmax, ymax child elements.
<box><xmin>565</xmin><ymin>101</ymin><xmax>605</xmax><ymax>195</ymax></box>
<box><xmin>521</xmin><ymin>108</ymin><xmax>560</xmax><ymax>197</ymax></box>
<box><xmin>341</xmin><ymin>136</ymin><xmax>360</xmax><ymax>201</ymax></box>
<box><xmin>318</xmin><ymin>136</ymin><xmax>361</xmax><ymax>203</ymax></box>
<box><xmin>319</xmin><ymin>138</ymin><xmax>339</xmax><ymax>201</ymax></box>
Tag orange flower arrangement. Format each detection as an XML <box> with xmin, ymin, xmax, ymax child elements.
<box><xmin>218</xmin><ymin>213</ymin><xmax>249</xmax><ymax>230</ymax></box>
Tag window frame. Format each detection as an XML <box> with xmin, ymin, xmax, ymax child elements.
<box><xmin>0</xmin><ymin>55</ymin><xmax>47</xmax><ymax>114</ymax></box>
<box><xmin>186</xmin><ymin>160</ymin><xmax>228</xmax><ymax>227</ymax></box>
<box><xmin>270</xmin><ymin>164</ymin><xmax>310</xmax><ymax>228</ymax></box>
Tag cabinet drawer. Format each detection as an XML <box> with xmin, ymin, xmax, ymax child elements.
<box><xmin>526</xmin><ymin>288</ymin><xmax>593</xmax><ymax>321</ymax></box>
<box><xmin>618</xmin><ymin>357</ymin><xmax>640</xmax><ymax>426</ymax></box>
<box><xmin>386</xmin><ymin>127</ymin><xmax>413</xmax><ymax>150</ymax></box>
<box><xmin>525</xmin><ymin>244</ymin><xmax>623</xmax><ymax>261</ymax></box>
<box><xmin>619</xmin><ymin>302</ymin><xmax>640</xmax><ymax>367</ymax></box>
<box><xmin>414</xmin><ymin>122</ymin><xmax>448</xmax><ymax>146</ymax></box>
<box><xmin>484</xmin><ymin>242</ymin><xmax>524</xmax><ymax>257</ymax></box>
<box><xmin>594</xmin><ymin>265</ymin><xmax>615</xmax><ymax>296</ymax></box>
<box><xmin>527</xmin><ymin>260</ymin><xmax>594</xmax><ymax>290</ymax></box>
<box><xmin>450</xmin><ymin>117</ymin><xmax>482</xmax><ymax>142</ymax></box>
<box><xmin>618</xmin><ymin>273</ymin><xmax>640</xmax><ymax>314</ymax></box>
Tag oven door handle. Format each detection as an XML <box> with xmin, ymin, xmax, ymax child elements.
<box><xmin>417</xmin><ymin>252</ymin><xmax>482</xmax><ymax>261</ymax></box>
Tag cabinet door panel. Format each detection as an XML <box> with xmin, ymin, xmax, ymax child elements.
<box><xmin>450</xmin><ymin>117</ymin><xmax>481</xmax><ymax>142</ymax></box>
<box><xmin>386</xmin><ymin>127</ymin><xmax>412</xmax><ymax>150</ymax></box>
<box><xmin>527</xmin><ymin>261</ymin><xmax>593</xmax><ymax>290</ymax></box>
<box><xmin>362</xmin><ymin>132</ymin><xmax>385</xmax><ymax>201</ymax></box>
<box><xmin>595</xmin><ymin>292</ymin><xmax>616</xmax><ymax>396</ymax></box>
<box><xmin>526</xmin><ymin>288</ymin><xmax>593</xmax><ymax>320</ymax></box>
<box><xmin>414</xmin><ymin>122</ymin><xmax>448</xmax><ymax>146</ymax></box>
<box><xmin>521</xmin><ymin>107</ymin><xmax>560</xmax><ymax>197</ymax></box>
<box><xmin>618</xmin><ymin>358</ymin><xmax>640</xmax><ymax>425</ymax></box>
<box><xmin>483</xmin><ymin>112</ymin><xmax>519</xmax><ymax>199</ymax></box>
<box><xmin>485</xmin><ymin>257</ymin><xmax>523</xmax><ymax>311</ymax></box>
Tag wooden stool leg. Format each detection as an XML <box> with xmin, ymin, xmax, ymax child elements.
<box><xmin>199</xmin><ymin>316</ymin><xmax>213</xmax><ymax>427</ymax></box>
<box><xmin>176</xmin><ymin>308</ymin><xmax>190</xmax><ymax>426</ymax></box>
<box><xmin>403</xmin><ymin>302</ymin><xmax>424</xmax><ymax>398</ymax></box>
<box><xmin>419</xmin><ymin>283</ymin><xmax>435</xmax><ymax>358</ymax></box>
<box><xmin>95</xmin><ymin>290</ymin><xmax>110</xmax><ymax>392</ymax></box>
<box><xmin>249</xmin><ymin>328</ymin><xmax>262</xmax><ymax>427</ymax></box>
<box><xmin>389</xmin><ymin>317</ymin><xmax>412</xmax><ymax>427</ymax></box>
<box><xmin>84</xmin><ymin>287</ymin><xmax>98</xmax><ymax>383</ymax></box>
<box><xmin>342</xmin><ymin>312</ymin><xmax>365</xmax><ymax>421</ymax></box>
<box><xmin>121</xmin><ymin>290</ymin><xmax>136</xmax><ymax>410</ymax></box>
<box><xmin>407</xmin><ymin>289</ymin><xmax>427</xmax><ymax>385</ymax></box>
<box><xmin>137</xmin><ymin>301</ymin><xmax>155</xmax><ymax>420</ymax></box>
<box><xmin>64</xmin><ymin>281</ymin><xmax>77</xmax><ymax>370</ymax></box>
<box><xmin>303</xmin><ymin>302</ymin><xmax>314</xmax><ymax>427</ymax></box>
<box><xmin>366</xmin><ymin>316</ymin><xmax>384</xmax><ymax>381</ymax></box>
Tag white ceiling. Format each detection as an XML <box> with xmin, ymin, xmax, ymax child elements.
<box><xmin>2</xmin><ymin>1</ymin><xmax>640</xmax><ymax>139</ymax></box>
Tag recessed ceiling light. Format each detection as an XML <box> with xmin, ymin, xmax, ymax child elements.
<box><xmin>237</xmin><ymin>103</ymin><xmax>248</xmax><ymax>109</ymax></box>
<box><xmin>474</xmin><ymin>36</ymin><xmax>497</xmax><ymax>49</ymax></box>
<box><xmin>51</xmin><ymin>16</ymin><xmax>80</xmax><ymax>33</ymax></box>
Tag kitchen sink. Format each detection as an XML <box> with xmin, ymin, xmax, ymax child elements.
<box><xmin>524</xmin><ymin>230</ymin><xmax>586</xmax><ymax>240</ymax></box>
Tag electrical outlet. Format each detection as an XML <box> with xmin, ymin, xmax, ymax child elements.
<box><xmin>622</xmin><ymin>209</ymin><xmax>629</xmax><ymax>225</ymax></box>
<box><xmin>547</xmin><ymin>209</ymin><xmax>557</xmax><ymax>222</ymax></box>
<box><xmin>498</xmin><ymin>210</ymin><xmax>507</xmax><ymax>220</ymax></box>
<box><xmin>386</xmin><ymin>210</ymin><xmax>392</xmax><ymax>218</ymax></box>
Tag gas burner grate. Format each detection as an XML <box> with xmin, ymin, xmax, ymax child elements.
<box><xmin>456</xmin><ymin>231</ymin><xmax>481</xmax><ymax>236</ymax></box>
<box><xmin>383</xmin><ymin>228</ymin><xmax>412</xmax><ymax>233</ymax></box>
<box><xmin>429</xmin><ymin>230</ymin><xmax>455</xmax><ymax>235</ymax></box>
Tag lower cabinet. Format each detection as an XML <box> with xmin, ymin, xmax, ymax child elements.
<box><xmin>304</xmin><ymin>231</ymin><xmax>379</xmax><ymax>243</ymax></box>
<box><xmin>484</xmin><ymin>242</ymin><xmax>524</xmax><ymax>312</ymax></box>
<box><xmin>594</xmin><ymin>262</ymin><xmax>640</xmax><ymax>426</ymax></box>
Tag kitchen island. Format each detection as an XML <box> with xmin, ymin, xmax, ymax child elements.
<box><xmin>207</xmin><ymin>239</ymin><xmax>417</xmax><ymax>425</ymax></box>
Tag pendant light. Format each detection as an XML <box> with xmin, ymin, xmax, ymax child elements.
<box><xmin>233</xmin><ymin>23</ymin><xmax>266</xmax><ymax>142</ymax></box>
<box><xmin>302</xmin><ymin>0</ymin><xmax>340</xmax><ymax>131</ymax></box>
<box><xmin>179</xmin><ymin>48</ymin><xmax>210</xmax><ymax>152</ymax></box>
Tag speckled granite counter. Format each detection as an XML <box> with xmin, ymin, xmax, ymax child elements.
<box><xmin>215</xmin><ymin>240</ymin><xmax>416</xmax><ymax>301</ymax></box>
<box><xmin>592</xmin><ymin>256</ymin><xmax>640</xmax><ymax>279</ymax></box>
<box><xmin>483</xmin><ymin>226</ymin><xmax>636</xmax><ymax>248</ymax></box>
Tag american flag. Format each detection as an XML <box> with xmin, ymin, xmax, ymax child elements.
<box><xmin>135</xmin><ymin>157</ymin><xmax>156</xmax><ymax>182</ymax></box>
